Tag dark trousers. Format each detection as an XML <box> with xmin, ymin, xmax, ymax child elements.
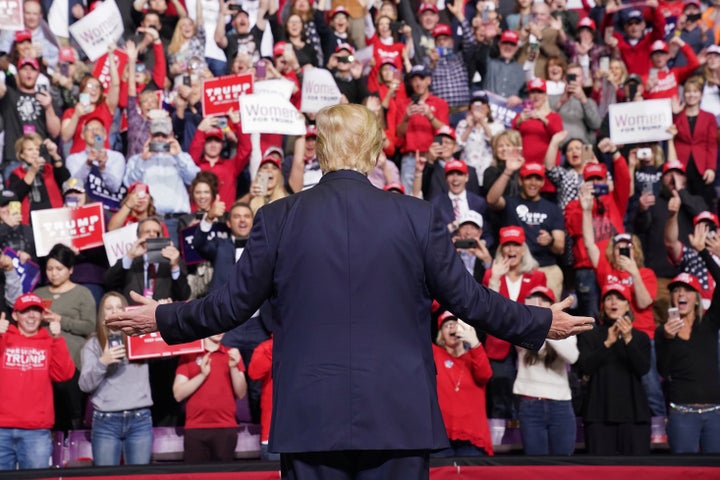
<box><xmin>584</xmin><ymin>421</ymin><xmax>651</xmax><ymax>455</ymax></box>
<box><xmin>183</xmin><ymin>427</ymin><xmax>237</xmax><ymax>464</ymax></box>
<box><xmin>280</xmin><ymin>450</ymin><xmax>430</xmax><ymax>480</ymax></box>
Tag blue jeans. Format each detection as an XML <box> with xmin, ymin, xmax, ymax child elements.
<box><xmin>641</xmin><ymin>339</ymin><xmax>666</xmax><ymax>417</ymax></box>
<box><xmin>574</xmin><ymin>268</ymin><xmax>599</xmax><ymax>318</ymax></box>
<box><xmin>400</xmin><ymin>152</ymin><xmax>417</xmax><ymax>196</ymax></box>
<box><xmin>205</xmin><ymin>57</ymin><xmax>228</xmax><ymax>77</ymax></box>
<box><xmin>518</xmin><ymin>397</ymin><xmax>576</xmax><ymax>455</ymax></box>
<box><xmin>91</xmin><ymin>408</ymin><xmax>153</xmax><ymax>466</ymax></box>
<box><xmin>667</xmin><ymin>404</ymin><xmax>720</xmax><ymax>453</ymax></box>
<box><xmin>0</xmin><ymin>428</ymin><xmax>52</xmax><ymax>470</ymax></box>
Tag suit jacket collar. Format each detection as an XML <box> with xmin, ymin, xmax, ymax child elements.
<box><xmin>318</xmin><ymin>169</ymin><xmax>371</xmax><ymax>185</ymax></box>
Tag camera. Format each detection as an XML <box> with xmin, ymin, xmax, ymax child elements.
<box><xmin>149</xmin><ymin>141</ymin><xmax>170</xmax><ymax>153</ymax></box>
<box><xmin>592</xmin><ymin>183</ymin><xmax>609</xmax><ymax>196</ymax></box>
<box><xmin>454</xmin><ymin>239</ymin><xmax>478</xmax><ymax>249</ymax></box>
<box><xmin>337</xmin><ymin>55</ymin><xmax>354</xmax><ymax>63</ymax></box>
<box><xmin>182</xmin><ymin>74</ymin><xmax>191</xmax><ymax>86</ymax></box>
<box><xmin>436</xmin><ymin>46</ymin><xmax>452</xmax><ymax>57</ymax></box>
<box><xmin>636</xmin><ymin>148</ymin><xmax>652</xmax><ymax>160</ymax></box>
<box><xmin>390</xmin><ymin>21</ymin><xmax>404</xmax><ymax>34</ymax></box>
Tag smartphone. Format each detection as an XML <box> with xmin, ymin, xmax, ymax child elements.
<box><xmin>523</xmin><ymin>99</ymin><xmax>533</xmax><ymax>110</ymax></box>
<box><xmin>453</xmin><ymin>239</ymin><xmax>478</xmax><ymax>249</ymax></box>
<box><xmin>135</xmin><ymin>63</ymin><xmax>147</xmax><ymax>73</ymax></box>
<box><xmin>216</xmin><ymin>116</ymin><xmax>228</xmax><ymax>129</ymax></box>
<box><xmin>146</xmin><ymin>237</ymin><xmax>171</xmax><ymax>264</ymax></box>
<box><xmin>256</xmin><ymin>171</ymin><xmax>270</xmax><ymax>196</ymax></box>
<box><xmin>392</xmin><ymin>67</ymin><xmax>402</xmax><ymax>82</ymax></box>
<box><xmin>582</xmin><ymin>144</ymin><xmax>593</xmax><ymax>163</ymax></box>
<box><xmin>668</xmin><ymin>307</ymin><xmax>680</xmax><ymax>323</ymax></box>
<box><xmin>93</xmin><ymin>134</ymin><xmax>104</xmax><ymax>151</ymax></box>
<box><xmin>641</xmin><ymin>181</ymin><xmax>654</xmax><ymax>196</ymax></box>
<box><xmin>566</xmin><ymin>73</ymin><xmax>577</xmax><ymax>83</ymax></box>
<box><xmin>604</xmin><ymin>27</ymin><xmax>614</xmax><ymax>45</ymax></box>
<box><xmin>637</xmin><ymin>148</ymin><xmax>652</xmax><ymax>160</ymax></box>
<box><xmin>65</xmin><ymin>196</ymin><xmax>79</xmax><ymax>208</ymax></box>
<box><xmin>255</xmin><ymin>59</ymin><xmax>266</xmax><ymax>79</ymax></box>
<box><xmin>593</xmin><ymin>183</ymin><xmax>609</xmax><ymax>196</ymax></box>
<box><xmin>8</xmin><ymin>201</ymin><xmax>21</xmax><ymax>215</ymax></box>
<box><xmin>37</xmin><ymin>84</ymin><xmax>48</xmax><ymax>93</ymax></box>
<box><xmin>59</xmin><ymin>62</ymin><xmax>70</xmax><ymax>77</ymax></box>
<box><xmin>149</xmin><ymin>141</ymin><xmax>170</xmax><ymax>153</ymax></box>
<box><xmin>599</xmin><ymin>56</ymin><xmax>610</xmax><ymax>72</ymax></box>
<box><xmin>390</xmin><ymin>21</ymin><xmax>404</xmax><ymax>34</ymax></box>
<box><xmin>410</xmin><ymin>93</ymin><xmax>421</xmax><ymax>104</ymax></box>
<box><xmin>182</xmin><ymin>74</ymin><xmax>191</xmax><ymax>87</ymax></box>
<box><xmin>618</xmin><ymin>246</ymin><xmax>630</xmax><ymax>258</ymax></box>
<box><xmin>79</xmin><ymin>92</ymin><xmax>90</xmax><ymax>107</ymax></box>
<box><xmin>108</xmin><ymin>332</ymin><xmax>123</xmax><ymax>348</ymax></box>
<box><xmin>433</xmin><ymin>135</ymin><xmax>444</xmax><ymax>146</ymax></box>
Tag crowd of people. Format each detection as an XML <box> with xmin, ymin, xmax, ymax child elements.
<box><xmin>0</xmin><ymin>0</ymin><xmax>719</xmax><ymax>471</ymax></box>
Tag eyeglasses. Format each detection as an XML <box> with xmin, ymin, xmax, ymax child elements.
<box><xmin>84</xmin><ymin>83</ymin><xmax>101</xmax><ymax>91</ymax></box>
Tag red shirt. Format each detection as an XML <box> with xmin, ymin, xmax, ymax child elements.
<box><xmin>188</xmin><ymin>121</ymin><xmax>251</xmax><ymax>206</ymax></box>
<box><xmin>248</xmin><ymin>338</ymin><xmax>273</xmax><ymax>443</ymax></box>
<box><xmin>366</xmin><ymin>35</ymin><xmax>405</xmax><ymax>93</ymax></box>
<box><xmin>176</xmin><ymin>345</ymin><xmax>246</xmax><ymax>429</ymax></box>
<box><xmin>595</xmin><ymin>256</ymin><xmax>658</xmax><ymax>339</ymax></box>
<box><xmin>433</xmin><ymin>344</ymin><xmax>493</xmax><ymax>455</ymax></box>
<box><xmin>641</xmin><ymin>45</ymin><xmax>700</xmax><ymax>100</ymax></box>
<box><xmin>61</xmin><ymin>102</ymin><xmax>113</xmax><ymax>154</ymax></box>
<box><xmin>511</xmin><ymin>112</ymin><xmax>563</xmax><ymax>193</ymax></box>
<box><xmin>394</xmin><ymin>94</ymin><xmax>449</xmax><ymax>153</ymax></box>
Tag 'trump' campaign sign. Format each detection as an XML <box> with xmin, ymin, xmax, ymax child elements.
<box><xmin>202</xmin><ymin>73</ymin><xmax>253</xmax><ymax>116</ymax></box>
<box><xmin>31</xmin><ymin>203</ymin><xmax>105</xmax><ymax>257</ymax></box>
<box><xmin>300</xmin><ymin>68</ymin><xmax>341</xmax><ymax>113</ymax></box>
<box><xmin>608</xmin><ymin>99</ymin><xmax>673</xmax><ymax>145</ymax></box>
<box><xmin>128</xmin><ymin>333</ymin><xmax>204</xmax><ymax>360</ymax></box>
<box><xmin>0</xmin><ymin>1</ymin><xmax>22</xmax><ymax>31</ymax></box>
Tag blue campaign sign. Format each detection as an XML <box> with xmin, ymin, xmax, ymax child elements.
<box><xmin>3</xmin><ymin>247</ymin><xmax>41</xmax><ymax>293</ymax></box>
<box><xmin>485</xmin><ymin>91</ymin><xmax>523</xmax><ymax>129</ymax></box>
<box><xmin>85</xmin><ymin>166</ymin><xmax>126</xmax><ymax>211</ymax></box>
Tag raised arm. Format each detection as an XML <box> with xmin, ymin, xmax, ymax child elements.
<box><xmin>580</xmin><ymin>183</ymin><xmax>600</xmax><ymax>268</ymax></box>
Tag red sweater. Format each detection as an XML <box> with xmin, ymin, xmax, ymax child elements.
<box><xmin>394</xmin><ymin>94</ymin><xmax>449</xmax><ymax>153</ymax></box>
<box><xmin>0</xmin><ymin>325</ymin><xmax>75</xmax><ymax>429</ymax></box>
<box><xmin>10</xmin><ymin>164</ymin><xmax>65</xmax><ymax>225</ymax></box>
<box><xmin>433</xmin><ymin>344</ymin><xmax>493</xmax><ymax>455</ymax></box>
<box><xmin>603</xmin><ymin>8</ymin><xmax>666</xmax><ymax>76</ymax></box>
<box><xmin>62</xmin><ymin>102</ymin><xmax>113</xmax><ymax>154</ymax></box>
<box><xmin>248</xmin><ymin>338</ymin><xmax>273</xmax><ymax>443</ymax></box>
<box><xmin>595</xmin><ymin>256</ymin><xmax>658</xmax><ymax>339</ymax></box>
<box><xmin>365</xmin><ymin>35</ymin><xmax>406</xmax><ymax>93</ymax></box>
<box><xmin>565</xmin><ymin>155</ymin><xmax>631</xmax><ymax>269</ymax></box>
<box><xmin>188</xmin><ymin>121</ymin><xmax>252</xmax><ymax>206</ymax></box>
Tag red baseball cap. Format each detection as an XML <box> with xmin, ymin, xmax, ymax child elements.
<box><xmin>499</xmin><ymin>226</ymin><xmax>526</xmax><ymax>246</ymax></box>
<box><xmin>527</xmin><ymin>78</ymin><xmax>547</xmax><ymax>93</ymax></box>
<box><xmin>577</xmin><ymin>17</ymin><xmax>596</xmax><ymax>31</ymax></box>
<box><xmin>205</xmin><ymin>127</ymin><xmax>224</xmax><ymax>140</ymax></box>
<box><xmin>418</xmin><ymin>3</ymin><xmax>439</xmax><ymax>14</ymax></box>
<box><xmin>436</xmin><ymin>125</ymin><xmax>456</xmax><ymax>141</ymax></box>
<box><xmin>662</xmin><ymin>160</ymin><xmax>686</xmax><ymax>175</ymax></box>
<box><xmin>444</xmin><ymin>159</ymin><xmax>468</xmax><ymax>175</ymax></box>
<box><xmin>59</xmin><ymin>46</ymin><xmax>77</xmax><ymax>64</ymax></box>
<box><xmin>651</xmin><ymin>40</ymin><xmax>669</xmax><ymax>54</ymax></box>
<box><xmin>14</xmin><ymin>29</ymin><xmax>32</xmax><ymax>43</ymax></box>
<box><xmin>526</xmin><ymin>285</ymin><xmax>556</xmax><ymax>303</ymax></box>
<box><xmin>432</xmin><ymin>24</ymin><xmax>452</xmax><ymax>38</ymax></box>
<box><xmin>437</xmin><ymin>311</ymin><xmax>457</xmax><ymax>329</ymax></box>
<box><xmin>335</xmin><ymin>43</ymin><xmax>355</xmax><ymax>54</ymax></box>
<box><xmin>384</xmin><ymin>182</ymin><xmax>405</xmax><ymax>194</ymax></box>
<box><xmin>305</xmin><ymin>125</ymin><xmax>318</xmax><ymax>137</ymax></box>
<box><xmin>260</xmin><ymin>146</ymin><xmax>283</xmax><ymax>168</ymax></box>
<box><xmin>583</xmin><ymin>162</ymin><xmax>607</xmax><ymax>180</ymax></box>
<box><xmin>499</xmin><ymin>30</ymin><xmax>519</xmax><ymax>45</ymax></box>
<box><xmin>13</xmin><ymin>293</ymin><xmax>46</xmax><ymax>313</ymax></box>
<box><xmin>601</xmin><ymin>283</ymin><xmax>632</xmax><ymax>302</ymax></box>
<box><xmin>329</xmin><ymin>5</ymin><xmax>349</xmax><ymax>18</ymax></box>
<box><xmin>273</xmin><ymin>41</ymin><xmax>287</xmax><ymax>57</ymax></box>
<box><xmin>127</xmin><ymin>181</ymin><xmax>150</xmax><ymax>195</ymax></box>
<box><xmin>519</xmin><ymin>163</ymin><xmax>545</xmax><ymax>178</ymax></box>
<box><xmin>693</xmin><ymin>211</ymin><xmax>719</xmax><ymax>228</ymax></box>
<box><xmin>17</xmin><ymin>57</ymin><xmax>39</xmax><ymax>70</ymax></box>
<box><xmin>668</xmin><ymin>272</ymin><xmax>702</xmax><ymax>293</ymax></box>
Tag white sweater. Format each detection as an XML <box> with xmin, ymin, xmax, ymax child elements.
<box><xmin>512</xmin><ymin>336</ymin><xmax>579</xmax><ymax>401</ymax></box>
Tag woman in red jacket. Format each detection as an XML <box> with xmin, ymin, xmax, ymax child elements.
<box><xmin>433</xmin><ymin>311</ymin><xmax>493</xmax><ymax>457</ymax></box>
<box><xmin>673</xmin><ymin>76</ymin><xmax>718</xmax><ymax>208</ymax></box>
<box><xmin>482</xmin><ymin>226</ymin><xmax>546</xmax><ymax>419</ymax></box>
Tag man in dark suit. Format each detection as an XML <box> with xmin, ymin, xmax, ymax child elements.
<box><xmin>107</xmin><ymin>105</ymin><xmax>594</xmax><ymax>479</ymax></box>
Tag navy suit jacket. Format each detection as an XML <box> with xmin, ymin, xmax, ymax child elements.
<box><xmin>192</xmin><ymin>224</ymin><xmax>237</xmax><ymax>292</ymax></box>
<box><xmin>157</xmin><ymin>170</ymin><xmax>551</xmax><ymax>453</ymax></box>
<box><xmin>431</xmin><ymin>192</ymin><xmax>493</xmax><ymax>248</ymax></box>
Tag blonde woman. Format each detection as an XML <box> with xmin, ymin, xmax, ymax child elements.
<box><xmin>167</xmin><ymin>0</ymin><xmax>206</xmax><ymax>80</ymax></box>
<box><xmin>242</xmin><ymin>147</ymin><xmax>290</xmax><ymax>214</ymax></box>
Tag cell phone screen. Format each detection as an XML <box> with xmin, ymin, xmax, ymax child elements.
<box><xmin>619</xmin><ymin>246</ymin><xmax>630</xmax><ymax>258</ymax></box>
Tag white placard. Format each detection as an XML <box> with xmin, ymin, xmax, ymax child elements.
<box><xmin>69</xmin><ymin>0</ymin><xmax>124</xmax><ymax>61</ymax></box>
<box><xmin>253</xmin><ymin>78</ymin><xmax>295</xmax><ymax>101</ymax></box>
<box><xmin>0</xmin><ymin>1</ymin><xmax>23</xmax><ymax>31</ymax></box>
<box><xmin>300</xmin><ymin>68</ymin><xmax>342</xmax><ymax>113</ymax></box>
<box><xmin>239</xmin><ymin>93</ymin><xmax>306</xmax><ymax>135</ymax></box>
<box><xmin>103</xmin><ymin>223</ymin><xmax>138</xmax><ymax>267</ymax></box>
<box><xmin>608</xmin><ymin>99</ymin><xmax>673</xmax><ymax>145</ymax></box>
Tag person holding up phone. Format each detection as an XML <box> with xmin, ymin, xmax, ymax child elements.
<box><xmin>239</xmin><ymin>147</ymin><xmax>290</xmax><ymax>215</ymax></box>
<box><xmin>432</xmin><ymin>311</ymin><xmax>493</xmax><ymax>457</ymax></box>
<box><xmin>65</xmin><ymin>118</ymin><xmax>126</xmax><ymax>195</ymax></box>
<box><xmin>548</xmin><ymin>63</ymin><xmax>602</xmax><ymax>145</ymax></box>
<box><xmin>577</xmin><ymin>283</ymin><xmax>652</xmax><ymax>455</ymax></box>
<box><xmin>451</xmin><ymin>210</ymin><xmax>492</xmax><ymax>283</ymax></box>
<box><xmin>79</xmin><ymin>292</ymin><xmax>153</xmax><ymax>466</ymax></box>
<box><xmin>656</xmin><ymin>222</ymin><xmax>720</xmax><ymax>454</ymax></box>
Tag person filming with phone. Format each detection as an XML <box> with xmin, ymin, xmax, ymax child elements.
<box><xmin>65</xmin><ymin>118</ymin><xmax>126</xmax><ymax>195</ymax></box>
<box><xmin>240</xmin><ymin>147</ymin><xmax>290</xmax><ymax>215</ymax></box>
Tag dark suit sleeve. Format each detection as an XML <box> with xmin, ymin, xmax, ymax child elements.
<box><xmin>103</xmin><ymin>259</ymin><xmax>128</xmax><ymax>294</ymax></box>
<box><xmin>157</xmin><ymin>207</ymin><xmax>276</xmax><ymax>344</ymax></box>
<box><xmin>171</xmin><ymin>260</ymin><xmax>191</xmax><ymax>301</ymax></box>
<box><xmin>192</xmin><ymin>226</ymin><xmax>220</xmax><ymax>262</ymax></box>
<box><xmin>422</xmin><ymin>204</ymin><xmax>551</xmax><ymax>350</ymax></box>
